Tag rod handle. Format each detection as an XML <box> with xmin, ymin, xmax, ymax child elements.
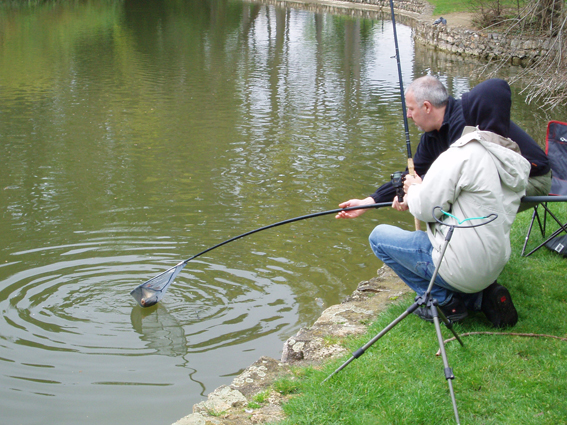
<box><xmin>407</xmin><ymin>158</ymin><xmax>421</xmax><ymax>231</ymax></box>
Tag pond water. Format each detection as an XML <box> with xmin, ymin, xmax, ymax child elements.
<box><xmin>0</xmin><ymin>1</ymin><xmax>563</xmax><ymax>424</ymax></box>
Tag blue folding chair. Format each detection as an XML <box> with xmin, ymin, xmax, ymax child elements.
<box><xmin>521</xmin><ymin>120</ymin><xmax>567</xmax><ymax>257</ymax></box>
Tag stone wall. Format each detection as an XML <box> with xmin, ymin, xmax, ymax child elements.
<box><xmin>385</xmin><ymin>0</ymin><xmax>555</xmax><ymax>63</ymax></box>
<box><xmin>413</xmin><ymin>20</ymin><xmax>555</xmax><ymax>64</ymax></box>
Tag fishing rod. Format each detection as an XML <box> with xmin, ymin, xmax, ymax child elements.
<box><xmin>130</xmin><ymin>202</ymin><xmax>392</xmax><ymax>308</ymax></box>
<box><xmin>131</xmin><ymin>2</ymin><xmax>419</xmax><ymax>308</ymax></box>
<box><xmin>388</xmin><ymin>0</ymin><xmax>420</xmax><ymax>230</ymax></box>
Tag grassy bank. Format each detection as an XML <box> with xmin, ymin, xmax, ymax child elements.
<box><xmin>428</xmin><ymin>0</ymin><xmax>472</xmax><ymax>15</ymax></box>
<box><xmin>274</xmin><ymin>203</ymin><xmax>567</xmax><ymax>424</ymax></box>
<box><xmin>428</xmin><ymin>0</ymin><xmax>523</xmax><ymax>15</ymax></box>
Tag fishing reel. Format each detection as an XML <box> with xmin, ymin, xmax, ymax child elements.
<box><xmin>391</xmin><ymin>171</ymin><xmax>405</xmax><ymax>203</ymax></box>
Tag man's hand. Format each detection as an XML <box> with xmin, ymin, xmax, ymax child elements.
<box><xmin>392</xmin><ymin>196</ymin><xmax>409</xmax><ymax>211</ymax></box>
<box><xmin>390</xmin><ymin>174</ymin><xmax>422</xmax><ymax>212</ymax></box>
<box><xmin>403</xmin><ymin>174</ymin><xmax>422</xmax><ymax>193</ymax></box>
<box><xmin>335</xmin><ymin>197</ymin><xmax>375</xmax><ymax>219</ymax></box>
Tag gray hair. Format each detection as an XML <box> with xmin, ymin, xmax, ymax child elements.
<box><xmin>406</xmin><ymin>75</ymin><xmax>448</xmax><ymax>108</ymax></box>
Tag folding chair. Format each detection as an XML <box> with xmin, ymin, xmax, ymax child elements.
<box><xmin>521</xmin><ymin>120</ymin><xmax>567</xmax><ymax>257</ymax></box>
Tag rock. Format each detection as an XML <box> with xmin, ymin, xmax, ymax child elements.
<box><xmin>281</xmin><ymin>265</ymin><xmax>409</xmax><ymax>364</ymax></box>
<box><xmin>193</xmin><ymin>386</ymin><xmax>248</xmax><ymax>415</ymax></box>
<box><xmin>173</xmin><ymin>412</ymin><xmax>221</xmax><ymax>425</ymax></box>
<box><xmin>230</xmin><ymin>357</ymin><xmax>291</xmax><ymax>398</ymax></box>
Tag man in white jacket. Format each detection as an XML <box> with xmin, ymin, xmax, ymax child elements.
<box><xmin>369</xmin><ymin>79</ymin><xmax>530</xmax><ymax>328</ymax></box>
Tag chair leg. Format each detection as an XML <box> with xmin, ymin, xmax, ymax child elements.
<box><xmin>522</xmin><ymin>207</ymin><xmax>539</xmax><ymax>257</ymax></box>
<box><xmin>523</xmin><ymin>203</ymin><xmax>567</xmax><ymax>257</ymax></box>
<box><xmin>542</xmin><ymin>202</ymin><xmax>548</xmax><ymax>236</ymax></box>
<box><xmin>541</xmin><ymin>203</ymin><xmax>567</xmax><ymax>235</ymax></box>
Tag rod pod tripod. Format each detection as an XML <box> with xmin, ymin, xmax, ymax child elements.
<box><xmin>323</xmin><ymin>207</ymin><xmax>498</xmax><ymax>424</ymax></box>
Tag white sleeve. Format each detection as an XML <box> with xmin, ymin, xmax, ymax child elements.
<box><xmin>407</xmin><ymin>147</ymin><xmax>466</xmax><ymax>222</ymax></box>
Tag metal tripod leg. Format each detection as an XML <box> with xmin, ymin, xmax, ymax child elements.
<box><xmin>428</xmin><ymin>299</ymin><xmax>461</xmax><ymax>424</ymax></box>
<box><xmin>431</xmin><ymin>298</ymin><xmax>465</xmax><ymax>347</ymax></box>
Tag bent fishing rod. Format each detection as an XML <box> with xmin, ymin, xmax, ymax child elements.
<box><xmin>130</xmin><ymin>202</ymin><xmax>392</xmax><ymax>308</ymax></box>
<box><xmin>388</xmin><ymin>0</ymin><xmax>420</xmax><ymax>231</ymax></box>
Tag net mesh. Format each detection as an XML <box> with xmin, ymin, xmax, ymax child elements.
<box><xmin>130</xmin><ymin>261</ymin><xmax>186</xmax><ymax>307</ymax></box>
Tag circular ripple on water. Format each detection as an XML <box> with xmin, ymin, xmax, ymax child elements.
<box><xmin>0</xmin><ymin>236</ymin><xmax>298</xmax><ymax>363</ymax></box>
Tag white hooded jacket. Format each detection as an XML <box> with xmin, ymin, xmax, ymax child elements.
<box><xmin>407</xmin><ymin>126</ymin><xmax>531</xmax><ymax>293</ymax></box>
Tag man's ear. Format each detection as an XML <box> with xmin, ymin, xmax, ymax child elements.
<box><xmin>422</xmin><ymin>100</ymin><xmax>433</xmax><ymax>114</ymax></box>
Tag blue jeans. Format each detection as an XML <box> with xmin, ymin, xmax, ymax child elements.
<box><xmin>369</xmin><ymin>224</ymin><xmax>458</xmax><ymax>306</ymax></box>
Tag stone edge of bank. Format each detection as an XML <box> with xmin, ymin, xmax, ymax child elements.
<box><xmin>172</xmin><ymin>266</ymin><xmax>409</xmax><ymax>425</ymax></box>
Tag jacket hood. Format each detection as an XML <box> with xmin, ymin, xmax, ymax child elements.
<box><xmin>461</xmin><ymin>79</ymin><xmax>511</xmax><ymax>138</ymax></box>
<box><xmin>456</xmin><ymin>127</ymin><xmax>530</xmax><ymax>193</ymax></box>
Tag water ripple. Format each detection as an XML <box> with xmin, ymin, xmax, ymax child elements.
<box><xmin>0</xmin><ymin>235</ymin><xmax>298</xmax><ymax>423</ymax></box>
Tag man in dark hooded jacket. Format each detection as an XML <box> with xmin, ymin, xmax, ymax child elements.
<box><xmin>368</xmin><ymin>79</ymin><xmax>530</xmax><ymax>328</ymax></box>
<box><xmin>336</xmin><ymin>76</ymin><xmax>550</xmax><ymax>219</ymax></box>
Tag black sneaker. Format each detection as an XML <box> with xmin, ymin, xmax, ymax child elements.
<box><xmin>414</xmin><ymin>295</ymin><xmax>468</xmax><ymax>323</ymax></box>
<box><xmin>481</xmin><ymin>282</ymin><xmax>518</xmax><ymax>328</ymax></box>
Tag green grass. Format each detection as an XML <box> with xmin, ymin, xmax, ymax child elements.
<box><xmin>276</xmin><ymin>203</ymin><xmax>567</xmax><ymax>424</ymax></box>
<box><xmin>427</xmin><ymin>0</ymin><xmax>473</xmax><ymax>15</ymax></box>
<box><xmin>427</xmin><ymin>0</ymin><xmax>526</xmax><ymax>15</ymax></box>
